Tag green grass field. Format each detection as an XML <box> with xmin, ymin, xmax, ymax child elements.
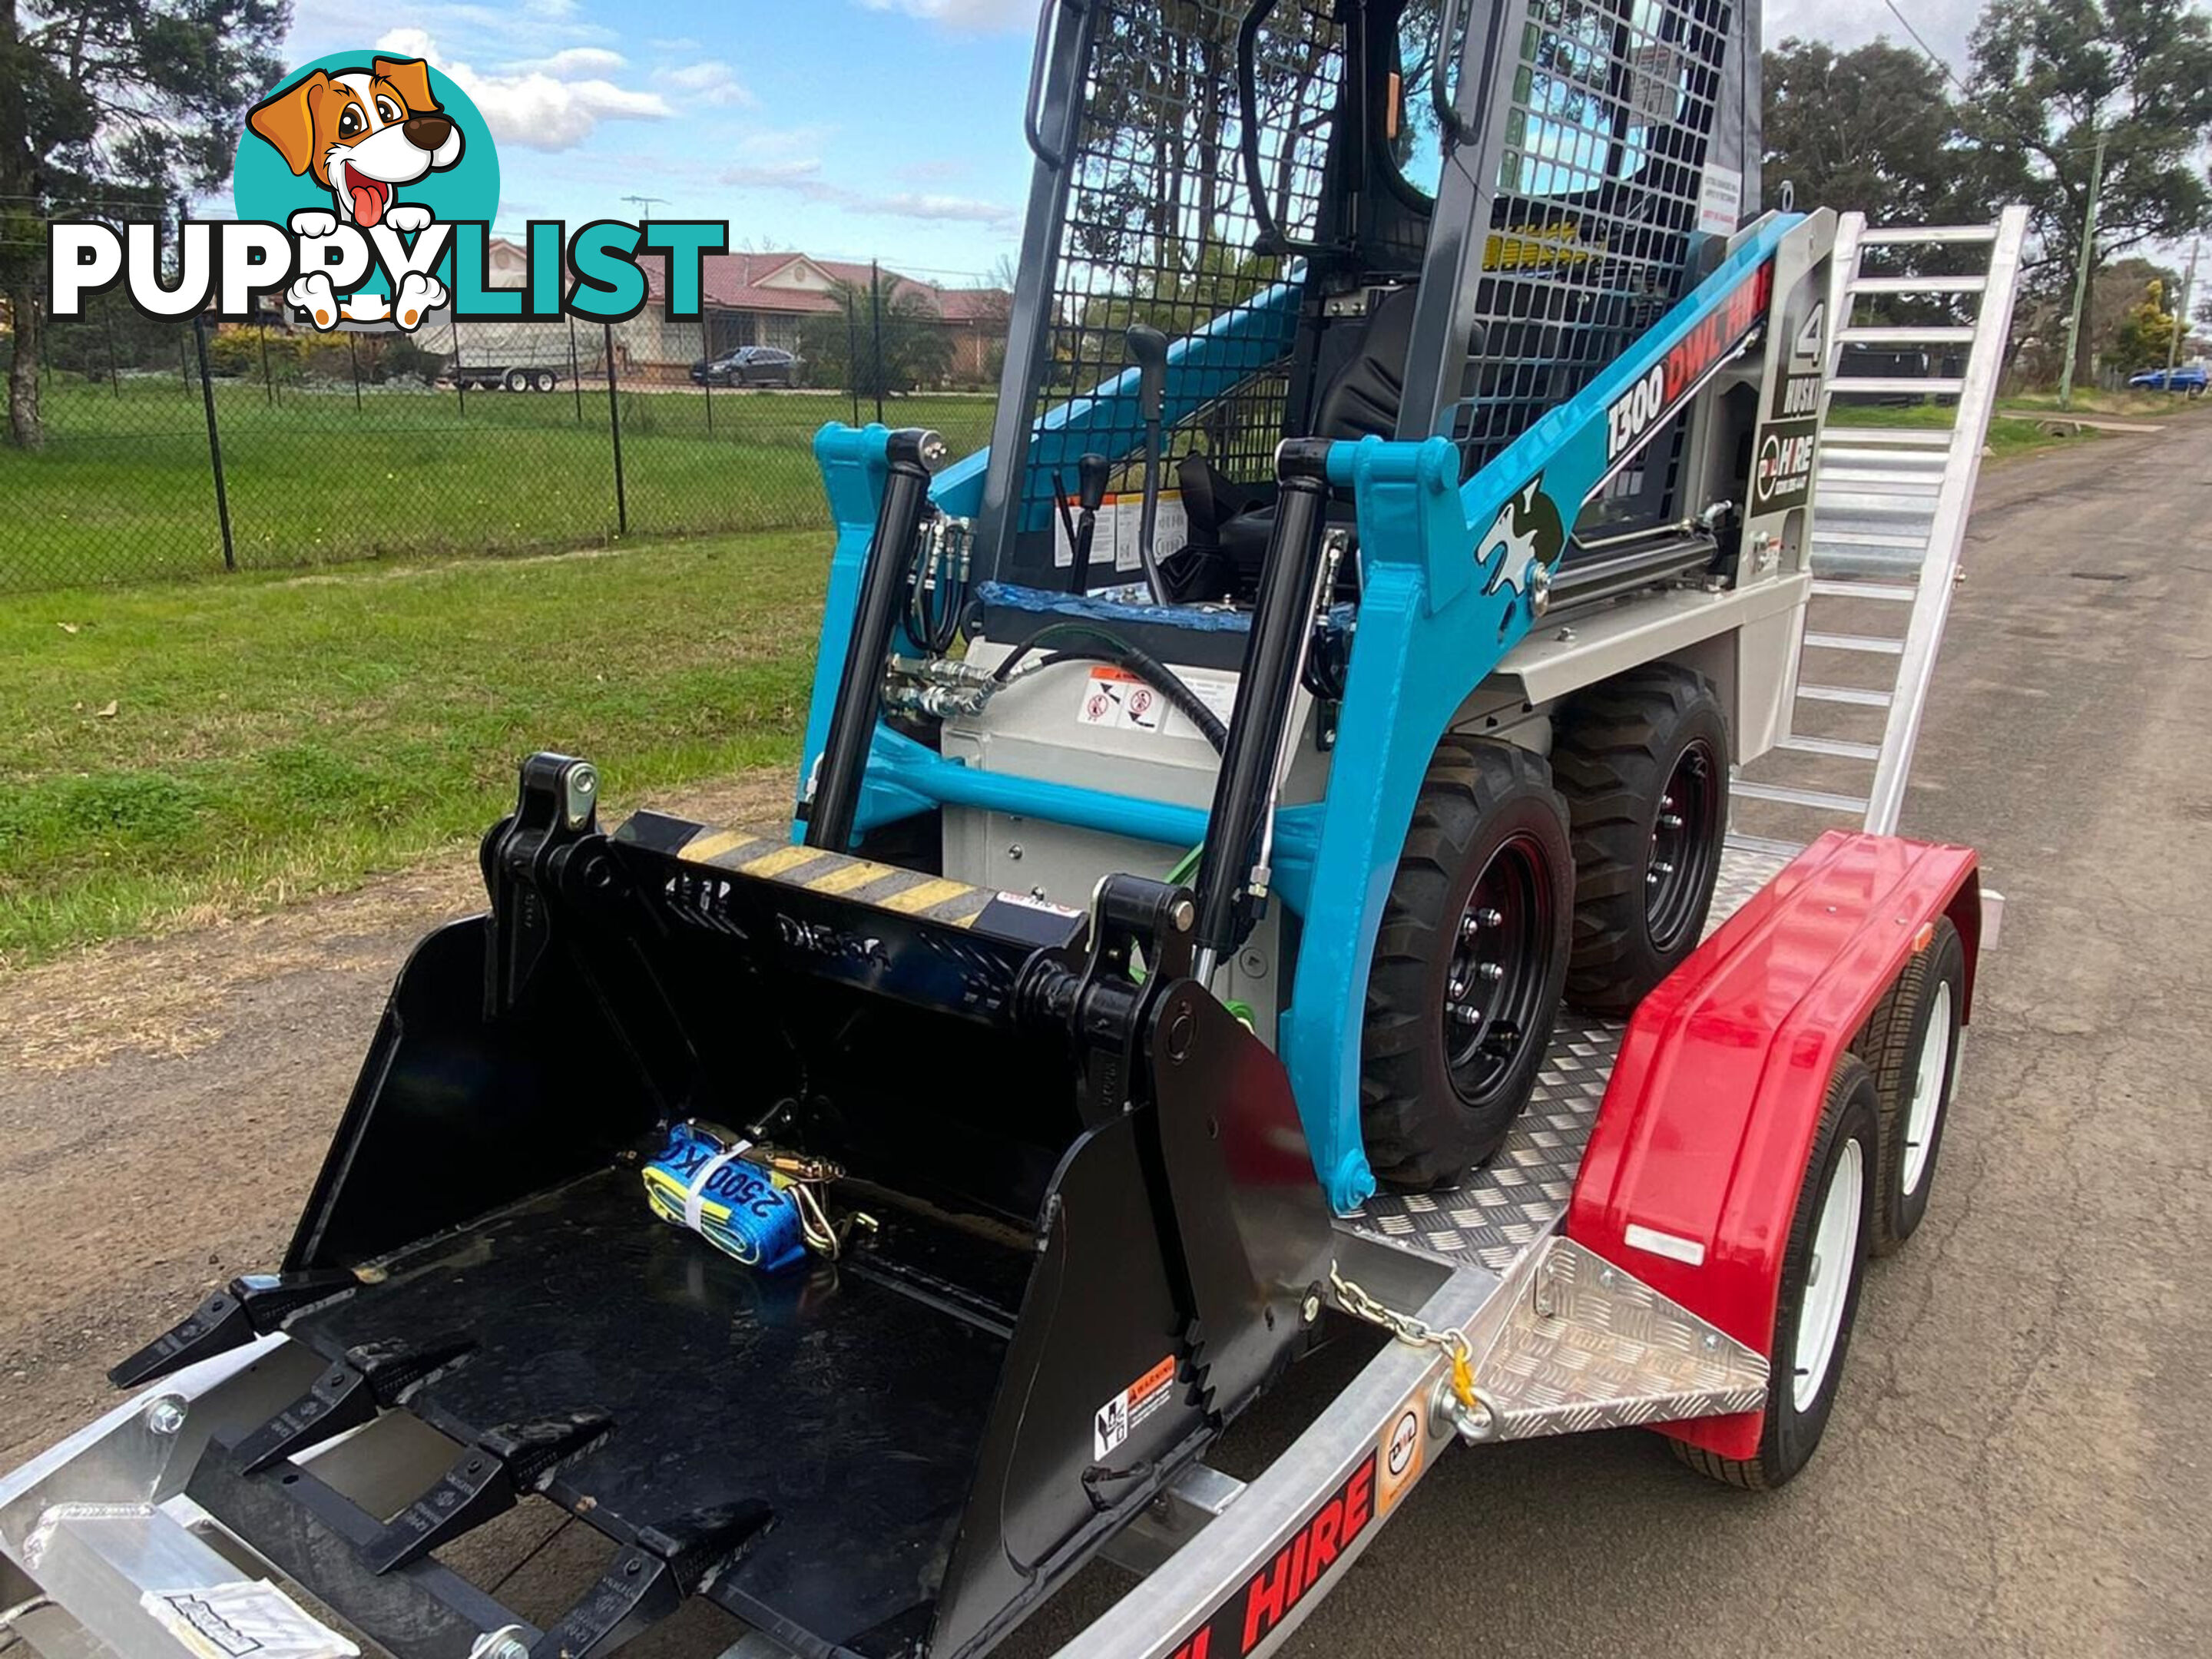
<box><xmin>0</xmin><ymin>376</ymin><xmax>999</xmax><ymax>591</ymax></box>
<box><xmin>1827</xmin><ymin>400</ymin><xmax>2107</xmax><ymax>459</ymax></box>
<box><xmin>0</xmin><ymin>533</ymin><xmax>829</xmax><ymax>967</ymax></box>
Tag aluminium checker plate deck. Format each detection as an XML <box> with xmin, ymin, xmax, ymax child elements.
<box><xmin>1340</xmin><ymin>846</ymin><xmax>1789</xmax><ymax>1271</ymax></box>
<box><xmin>1327</xmin><ymin>846</ymin><xmax>1789</xmax><ymax>1440</ymax></box>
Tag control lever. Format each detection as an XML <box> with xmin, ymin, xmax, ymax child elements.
<box><xmin>1073</xmin><ymin>452</ymin><xmax>1111</xmax><ymax>593</ymax></box>
<box><xmin>1124</xmin><ymin>324</ymin><xmax>1171</xmax><ymax>603</ymax></box>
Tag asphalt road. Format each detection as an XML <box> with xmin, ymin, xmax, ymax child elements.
<box><xmin>3</xmin><ymin>421</ymin><xmax>2207</xmax><ymax>1657</ymax></box>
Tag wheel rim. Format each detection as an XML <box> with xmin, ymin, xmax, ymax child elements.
<box><xmin>1646</xmin><ymin>737</ymin><xmax>1721</xmax><ymax>952</ymax></box>
<box><xmin>1440</xmin><ymin>833</ymin><xmax>1554</xmax><ymax>1106</ymax></box>
<box><xmin>1902</xmin><ymin>982</ymin><xmax>1953</xmax><ymax>1197</ymax></box>
<box><xmin>1793</xmin><ymin>1137</ymin><xmax>1863</xmax><ymax>1411</ymax></box>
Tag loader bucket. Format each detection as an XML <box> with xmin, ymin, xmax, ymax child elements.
<box><xmin>177</xmin><ymin>756</ymin><xmax>1331</xmax><ymax>1659</ymax></box>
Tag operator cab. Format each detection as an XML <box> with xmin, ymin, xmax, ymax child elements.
<box><xmin>971</xmin><ymin>0</ymin><xmax>1760</xmax><ymax>621</ymax></box>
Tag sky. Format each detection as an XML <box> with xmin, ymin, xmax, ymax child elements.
<box><xmin>267</xmin><ymin>0</ymin><xmax>1998</xmax><ymax>283</ymax></box>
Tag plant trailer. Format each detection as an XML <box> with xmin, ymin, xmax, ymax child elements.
<box><xmin>0</xmin><ymin>3</ymin><xmax>2027</xmax><ymax>1659</ymax></box>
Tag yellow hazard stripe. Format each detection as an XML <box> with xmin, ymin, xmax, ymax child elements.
<box><xmin>805</xmin><ymin>859</ymin><xmax>901</xmax><ymax>895</ymax></box>
<box><xmin>738</xmin><ymin>844</ymin><xmax>824</xmax><ymax>878</ymax></box>
<box><xmin>877</xmin><ymin>877</ymin><xmax>977</xmax><ymax>916</ymax></box>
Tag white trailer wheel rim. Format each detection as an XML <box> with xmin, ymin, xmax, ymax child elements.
<box><xmin>1793</xmin><ymin>1137</ymin><xmax>1863</xmax><ymax>1411</ymax></box>
<box><xmin>1902</xmin><ymin>982</ymin><xmax>1952</xmax><ymax>1197</ymax></box>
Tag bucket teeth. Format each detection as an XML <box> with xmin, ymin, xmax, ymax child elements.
<box><xmin>363</xmin><ymin>1412</ymin><xmax>613</xmax><ymax>1574</ymax></box>
<box><xmin>528</xmin><ymin>1503</ymin><xmax>773</xmax><ymax>1659</ymax></box>
<box><xmin>108</xmin><ymin>1270</ymin><xmax>359</xmax><ymax>1389</ymax></box>
<box><xmin>233</xmin><ymin>1333</ymin><xmax>476</xmax><ymax>1474</ymax></box>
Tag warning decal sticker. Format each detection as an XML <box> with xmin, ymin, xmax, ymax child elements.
<box><xmin>1075</xmin><ymin>664</ymin><xmax>1166</xmax><ymax>733</ymax></box>
<box><xmin>1094</xmin><ymin>1353</ymin><xmax>1177</xmax><ymax>1459</ymax></box>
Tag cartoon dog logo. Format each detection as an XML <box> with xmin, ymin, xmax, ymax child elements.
<box><xmin>1478</xmin><ymin>475</ymin><xmax>1566</xmax><ymax>601</ymax></box>
<box><xmin>247</xmin><ymin>56</ymin><xmax>458</xmax><ymax>330</ymax></box>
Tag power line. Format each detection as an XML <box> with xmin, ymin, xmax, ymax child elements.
<box><xmin>1879</xmin><ymin>0</ymin><xmax>1970</xmax><ymax>96</ymax></box>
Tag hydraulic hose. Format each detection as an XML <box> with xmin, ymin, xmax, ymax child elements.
<box><xmin>993</xmin><ymin>622</ymin><xmax>1229</xmax><ymax>753</ymax></box>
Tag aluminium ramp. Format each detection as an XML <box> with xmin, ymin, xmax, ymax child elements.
<box><xmin>1733</xmin><ymin>206</ymin><xmax>2031</xmax><ymax>844</ymax></box>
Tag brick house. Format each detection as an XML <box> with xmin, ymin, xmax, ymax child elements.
<box><xmin>631</xmin><ymin>251</ymin><xmax>1010</xmax><ymax>387</ymax></box>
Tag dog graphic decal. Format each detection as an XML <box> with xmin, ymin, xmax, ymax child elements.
<box><xmin>247</xmin><ymin>56</ymin><xmax>459</xmax><ymax>330</ymax></box>
<box><xmin>1477</xmin><ymin>474</ymin><xmax>1566</xmax><ymax>601</ymax></box>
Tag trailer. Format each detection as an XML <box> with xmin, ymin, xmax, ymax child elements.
<box><xmin>431</xmin><ymin>320</ymin><xmax>576</xmax><ymax>393</ymax></box>
<box><xmin>0</xmin><ymin>4</ymin><xmax>2031</xmax><ymax>1658</ymax></box>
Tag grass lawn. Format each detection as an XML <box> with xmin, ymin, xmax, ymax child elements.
<box><xmin>0</xmin><ymin>532</ymin><xmax>830</xmax><ymax>968</ymax></box>
<box><xmin>1827</xmin><ymin>400</ymin><xmax>2107</xmax><ymax>459</ymax></box>
<box><xmin>0</xmin><ymin>376</ymin><xmax>999</xmax><ymax>591</ymax></box>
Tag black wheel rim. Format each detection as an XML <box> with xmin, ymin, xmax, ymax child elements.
<box><xmin>1441</xmin><ymin>832</ymin><xmax>1554</xmax><ymax>1105</ymax></box>
<box><xmin>1646</xmin><ymin>737</ymin><xmax>1722</xmax><ymax>953</ymax></box>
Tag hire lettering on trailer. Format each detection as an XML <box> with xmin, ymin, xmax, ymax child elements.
<box><xmin>1604</xmin><ymin>260</ymin><xmax>1776</xmax><ymax>466</ymax></box>
<box><xmin>1165</xmin><ymin>1392</ymin><xmax>1429</xmax><ymax>1657</ymax></box>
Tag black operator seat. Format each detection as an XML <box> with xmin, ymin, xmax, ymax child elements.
<box><xmin>1166</xmin><ymin>284</ymin><xmax>1418</xmax><ymax>601</ymax></box>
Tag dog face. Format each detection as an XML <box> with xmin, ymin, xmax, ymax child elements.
<box><xmin>247</xmin><ymin>57</ymin><xmax>463</xmax><ymax>228</ymax></box>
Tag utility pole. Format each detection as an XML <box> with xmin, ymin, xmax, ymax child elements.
<box><xmin>2161</xmin><ymin>240</ymin><xmax>2200</xmax><ymax>389</ymax></box>
<box><xmin>621</xmin><ymin>194</ymin><xmax>669</xmax><ymax>221</ymax></box>
<box><xmin>2057</xmin><ymin>131</ymin><xmax>2108</xmax><ymax>412</ymax></box>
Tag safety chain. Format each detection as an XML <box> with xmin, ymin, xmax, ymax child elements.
<box><xmin>1328</xmin><ymin>1263</ymin><xmax>1496</xmax><ymax>1442</ymax></box>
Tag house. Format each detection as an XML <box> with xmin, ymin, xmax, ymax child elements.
<box><xmin>631</xmin><ymin>250</ymin><xmax>1010</xmax><ymax>387</ymax></box>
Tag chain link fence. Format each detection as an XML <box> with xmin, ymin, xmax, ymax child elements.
<box><xmin>0</xmin><ymin>273</ymin><xmax>1006</xmax><ymax>594</ymax></box>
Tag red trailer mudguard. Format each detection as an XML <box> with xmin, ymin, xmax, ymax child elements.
<box><xmin>1567</xmin><ymin>831</ymin><xmax>1982</xmax><ymax>1462</ymax></box>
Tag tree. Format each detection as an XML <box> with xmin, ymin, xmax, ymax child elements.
<box><xmin>1965</xmin><ymin>0</ymin><xmax>2212</xmax><ymax>390</ymax></box>
<box><xmin>1760</xmin><ymin>38</ymin><xmax>1979</xmax><ymax>222</ymax></box>
<box><xmin>2105</xmin><ymin>267</ymin><xmax>2176</xmax><ymax>373</ymax></box>
<box><xmin>1</xmin><ymin>0</ymin><xmax>288</xmax><ymax>449</ymax></box>
<box><xmin>797</xmin><ymin>277</ymin><xmax>953</xmax><ymax>396</ymax></box>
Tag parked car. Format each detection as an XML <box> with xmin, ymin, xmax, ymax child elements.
<box><xmin>2127</xmin><ymin>364</ymin><xmax>2207</xmax><ymax>393</ymax></box>
<box><xmin>689</xmin><ymin>346</ymin><xmax>800</xmax><ymax>388</ymax></box>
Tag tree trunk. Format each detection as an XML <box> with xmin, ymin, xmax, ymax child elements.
<box><xmin>6</xmin><ymin>281</ymin><xmax>41</xmax><ymax>450</ymax></box>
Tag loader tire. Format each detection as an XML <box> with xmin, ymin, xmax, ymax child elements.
<box><xmin>1360</xmin><ymin>738</ymin><xmax>1573</xmax><ymax>1189</ymax></box>
<box><xmin>1554</xmin><ymin>664</ymin><xmax>1730</xmax><ymax>1014</ymax></box>
<box><xmin>1670</xmin><ymin>1051</ymin><xmax>1877</xmax><ymax>1490</ymax></box>
<box><xmin>1851</xmin><ymin>916</ymin><xmax>1965</xmax><ymax>1255</ymax></box>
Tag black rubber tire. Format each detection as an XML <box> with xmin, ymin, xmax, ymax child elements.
<box><xmin>532</xmin><ymin>370</ymin><xmax>557</xmax><ymax>392</ymax></box>
<box><xmin>1360</xmin><ymin>738</ymin><xmax>1574</xmax><ymax>1188</ymax></box>
<box><xmin>1851</xmin><ymin>916</ymin><xmax>1966</xmax><ymax>1255</ymax></box>
<box><xmin>1553</xmin><ymin>664</ymin><xmax>1731</xmax><ymax>1015</ymax></box>
<box><xmin>502</xmin><ymin>368</ymin><xmax>528</xmax><ymax>392</ymax></box>
<box><xmin>1671</xmin><ymin>1053</ymin><xmax>1879</xmax><ymax>1490</ymax></box>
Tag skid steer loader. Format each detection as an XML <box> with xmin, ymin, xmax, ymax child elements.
<box><xmin>5</xmin><ymin>4</ymin><xmax>2016</xmax><ymax>1659</ymax></box>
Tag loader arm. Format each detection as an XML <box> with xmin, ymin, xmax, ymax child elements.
<box><xmin>798</xmin><ymin>212</ymin><xmax>1809</xmax><ymax>1210</ymax></box>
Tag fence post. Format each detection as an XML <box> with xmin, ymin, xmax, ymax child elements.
<box><xmin>454</xmin><ymin>313</ymin><xmax>466</xmax><ymax>414</ymax></box>
<box><xmin>869</xmin><ymin>259</ymin><xmax>886</xmax><ymax>426</ymax></box>
<box><xmin>569</xmin><ymin>316</ymin><xmax>584</xmax><ymax>422</ymax></box>
<box><xmin>347</xmin><ymin>333</ymin><xmax>364</xmax><ymax>413</ymax></box>
<box><xmin>260</xmin><ymin>322</ymin><xmax>275</xmax><ymax>406</ymax></box>
<box><xmin>845</xmin><ymin>294</ymin><xmax>861</xmax><ymax>426</ymax></box>
<box><xmin>193</xmin><ymin>317</ymin><xmax>237</xmax><ymax>572</ymax></box>
<box><xmin>604</xmin><ymin>321</ymin><xmax>628</xmax><ymax>537</ymax></box>
<box><xmin>701</xmin><ymin>313</ymin><xmax>714</xmax><ymax>436</ymax></box>
<box><xmin>104</xmin><ymin>304</ymin><xmax>121</xmax><ymax>398</ymax></box>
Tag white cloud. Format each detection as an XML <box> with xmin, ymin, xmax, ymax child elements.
<box><xmin>718</xmin><ymin>156</ymin><xmax>1015</xmax><ymax>225</ymax></box>
<box><xmin>373</xmin><ymin>28</ymin><xmax>671</xmax><ymax>151</ymax></box>
<box><xmin>851</xmin><ymin>0</ymin><xmax>1035</xmax><ymax>31</ymax></box>
<box><xmin>659</xmin><ymin>60</ymin><xmax>757</xmax><ymax>108</ymax></box>
<box><xmin>507</xmin><ymin>47</ymin><xmax>630</xmax><ymax>76</ymax></box>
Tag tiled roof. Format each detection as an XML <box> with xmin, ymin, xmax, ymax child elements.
<box><xmin>632</xmin><ymin>248</ymin><xmax>1009</xmax><ymax>323</ymax></box>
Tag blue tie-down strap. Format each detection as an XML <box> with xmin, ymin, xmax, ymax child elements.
<box><xmin>641</xmin><ymin>1122</ymin><xmax>810</xmax><ymax>1274</ymax></box>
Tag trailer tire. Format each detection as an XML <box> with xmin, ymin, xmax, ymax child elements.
<box><xmin>1554</xmin><ymin>664</ymin><xmax>1730</xmax><ymax>1014</ymax></box>
<box><xmin>1361</xmin><ymin>738</ymin><xmax>1573</xmax><ymax>1189</ymax></box>
<box><xmin>1852</xmin><ymin>917</ymin><xmax>1965</xmax><ymax>1254</ymax></box>
<box><xmin>1671</xmin><ymin>1052</ymin><xmax>1877</xmax><ymax>1490</ymax></box>
<box><xmin>532</xmin><ymin>370</ymin><xmax>557</xmax><ymax>392</ymax></box>
<box><xmin>503</xmin><ymin>369</ymin><xmax>529</xmax><ymax>392</ymax></box>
